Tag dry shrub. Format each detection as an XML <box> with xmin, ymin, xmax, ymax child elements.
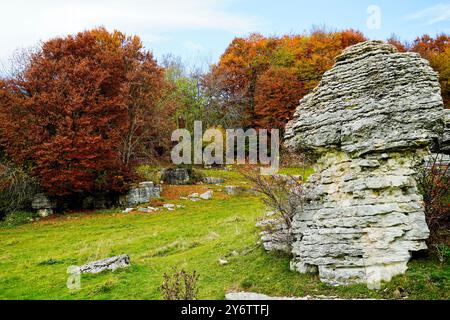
<box><xmin>160</xmin><ymin>267</ymin><xmax>199</xmax><ymax>300</ymax></box>
<box><xmin>416</xmin><ymin>153</ymin><xmax>450</xmax><ymax>246</ymax></box>
<box><xmin>239</xmin><ymin>165</ymin><xmax>311</xmax><ymax>251</ymax></box>
<box><xmin>0</xmin><ymin>161</ymin><xmax>38</xmax><ymax>218</ymax></box>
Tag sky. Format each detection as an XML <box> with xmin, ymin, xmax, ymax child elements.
<box><xmin>0</xmin><ymin>0</ymin><xmax>449</xmax><ymax>70</ymax></box>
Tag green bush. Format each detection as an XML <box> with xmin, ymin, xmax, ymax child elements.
<box><xmin>434</xmin><ymin>244</ymin><xmax>450</xmax><ymax>264</ymax></box>
<box><xmin>136</xmin><ymin>165</ymin><xmax>162</xmax><ymax>183</ymax></box>
<box><xmin>188</xmin><ymin>168</ymin><xmax>205</xmax><ymax>184</ymax></box>
<box><xmin>0</xmin><ymin>211</ymin><xmax>37</xmax><ymax>227</ymax></box>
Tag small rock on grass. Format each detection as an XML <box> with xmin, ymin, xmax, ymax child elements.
<box><xmin>78</xmin><ymin>254</ymin><xmax>131</xmax><ymax>274</ymax></box>
<box><xmin>224</xmin><ymin>186</ymin><xmax>243</xmax><ymax>196</ymax></box>
<box><xmin>219</xmin><ymin>258</ymin><xmax>229</xmax><ymax>266</ymax></box>
<box><xmin>226</xmin><ymin>250</ymin><xmax>239</xmax><ymax>257</ymax></box>
<box><xmin>225</xmin><ymin>292</ymin><xmax>344</xmax><ymax>300</ymax></box>
<box><xmin>200</xmin><ymin>190</ymin><xmax>213</xmax><ymax>200</ymax></box>
<box><xmin>203</xmin><ymin>177</ymin><xmax>225</xmax><ymax>184</ymax></box>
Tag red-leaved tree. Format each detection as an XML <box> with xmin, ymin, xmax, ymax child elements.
<box><xmin>0</xmin><ymin>28</ymin><xmax>168</xmax><ymax>198</ymax></box>
<box><xmin>204</xmin><ymin>29</ymin><xmax>366</xmax><ymax>130</ymax></box>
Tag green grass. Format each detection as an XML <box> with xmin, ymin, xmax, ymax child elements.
<box><xmin>278</xmin><ymin>167</ymin><xmax>315</xmax><ymax>180</ymax></box>
<box><xmin>0</xmin><ymin>168</ymin><xmax>448</xmax><ymax>300</ymax></box>
<box><xmin>198</xmin><ymin>167</ymin><xmax>250</xmax><ymax>187</ymax></box>
<box><xmin>198</xmin><ymin>166</ymin><xmax>315</xmax><ymax>186</ymax></box>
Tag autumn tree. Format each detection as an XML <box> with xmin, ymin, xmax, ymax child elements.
<box><xmin>0</xmin><ymin>28</ymin><xmax>168</xmax><ymax>199</ymax></box>
<box><xmin>411</xmin><ymin>34</ymin><xmax>450</xmax><ymax>108</ymax></box>
<box><xmin>205</xmin><ymin>29</ymin><xmax>366</xmax><ymax>130</ymax></box>
<box><xmin>254</xmin><ymin>67</ymin><xmax>305</xmax><ymax>129</ymax></box>
<box><xmin>160</xmin><ymin>54</ymin><xmax>206</xmax><ymax>132</ymax></box>
<box><xmin>386</xmin><ymin>34</ymin><xmax>409</xmax><ymax>52</ymax></box>
<box><xmin>204</xmin><ymin>34</ymin><xmax>280</xmax><ymax>127</ymax></box>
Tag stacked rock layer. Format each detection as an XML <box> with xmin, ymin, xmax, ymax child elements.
<box><xmin>285</xmin><ymin>41</ymin><xmax>445</xmax><ymax>288</ymax></box>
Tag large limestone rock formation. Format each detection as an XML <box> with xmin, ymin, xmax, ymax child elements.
<box><xmin>285</xmin><ymin>41</ymin><xmax>445</xmax><ymax>288</ymax></box>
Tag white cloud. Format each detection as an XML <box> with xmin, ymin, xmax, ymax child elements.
<box><xmin>0</xmin><ymin>0</ymin><xmax>260</xmax><ymax>66</ymax></box>
<box><xmin>404</xmin><ymin>3</ymin><xmax>450</xmax><ymax>25</ymax></box>
<box><xmin>183</xmin><ymin>41</ymin><xmax>204</xmax><ymax>52</ymax></box>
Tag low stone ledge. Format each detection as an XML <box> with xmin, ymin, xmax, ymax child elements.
<box><xmin>124</xmin><ymin>181</ymin><xmax>161</xmax><ymax>205</ymax></box>
<box><xmin>225</xmin><ymin>292</ymin><xmax>366</xmax><ymax>300</ymax></box>
<box><xmin>78</xmin><ymin>254</ymin><xmax>131</xmax><ymax>274</ymax></box>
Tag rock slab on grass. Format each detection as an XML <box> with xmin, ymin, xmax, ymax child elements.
<box><xmin>225</xmin><ymin>292</ymin><xmax>341</xmax><ymax>300</ymax></box>
<box><xmin>78</xmin><ymin>254</ymin><xmax>131</xmax><ymax>274</ymax></box>
<box><xmin>224</xmin><ymin>186</ymin><xmax>243</xmax><ymax>196</ymax></box>
<box><xmin>200</xmin><ymin>190</ymin><xmax>213</xmax><ymax>200</ymax></box>
<box><xmin>203</xmin><ymin>177</ymin><xmax>225</xmax><ymax>184</ymax></box>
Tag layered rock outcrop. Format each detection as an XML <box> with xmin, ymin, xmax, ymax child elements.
<box><xmin>162</xmin><ymin>168</ymin><xmax>194</xmax><ymax>185</ymax></box>
<box><xmin>256</xmin><ymin>215</ymin><xmax>291</xmax><ymax>253</ymax></box>
<box><xmin>440</xmin><ymin>109</ymin><xmax>450</xmax><ymax>154</ymax></box>
<box><xmin>31</xmin><ymin>193</ymin><xmax>56</xmax><ymax>217</ymax></box>
<box><xmin>285</xmin><ymin>41</ymin><xmax>445</xmax><ymax>288</ymax></box>
<box><xmin>123</xmin><ymin>181</ymin><xmax>161</xmax><ymax>205</ymax></box>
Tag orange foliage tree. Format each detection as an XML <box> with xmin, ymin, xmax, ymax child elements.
<box><xmin>411</xmin><ymin>34</ymin><xmax>450</xmax><ymax>108</ymax></box>
<box><xmin>205</xmin><ymin>29</ymin><xmax>366</xmax><ymax>130</ymax></box>
<box><xmin>0</xmin><ymin>28</ymin><xmax>169</xmax><ymax>198</ymax></box>
<box><xmin>254</xmin><ymin>67</ymin><xmax>305</xmax><ymax>129</ymax></box>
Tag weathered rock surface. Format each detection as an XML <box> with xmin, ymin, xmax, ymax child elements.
<box><xmin>124</xmin><ymin>181</ymin><xmax>161</xmax><ymax>205</ymax></box>
<box><xmin>32</xmin><ymin>193</ymin><xmax>55</xmax><ymax>217</ymax></box>
<box><xmin>256</xmin><ymin>216</ymin><xmax>291</xmax><ymax>253</ymax></box>
<box><xmin>439</xmin><ymin>109</ymin><xmax>450</xmax><ymax>154</ymax></box>
<box><xmin>200</xmin><ymin>190</ymin><xmax>213</xmax><ymax>200</ymax></box>
<box><xmin>78</xmin><ymin>254</ymin><xmax>131</xmax><ymax>274</ymax></box>
<box><xmin>225</xmin><ymin>292</ymin><xmax>345</xmax><ymax>300</ymax></box>
<box><xmin>284</xmin><ymin>41</ymin><xmax>445</xmax><ymax>288</ymax></box>
<box><xmin>31</xmin><ymin>193</ymin><xmax>55</xmax><ymax>210</ymax></box>
<box><xmin>203</xmin><ymin>177</ymin><xmax>225</xmax><ymax>184</ymax></box>
<box><xmin>161</xmin><ymin>168</ymin><xmax>195</xmax><ymax>185</ymax></box>
<box><xmin>224</xmin><ymin>186</ymin><xmax>243</xmax><ymax>196</ymax></box>
<box><xmin>138</xmin><ymin>207</ymin><xmax>158</xmax><ymax>213</ymax></box>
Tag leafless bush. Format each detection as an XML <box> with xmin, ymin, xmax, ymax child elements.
<box><xmin>240</xmin><ymin>164</ymin><xmax>311</xmax><ymax>252</ymax></box>
<box><xmin>0</xmin><ymin>161</ymin><xmax>38</xmax><ymax>217</ymax></box>
<box><xmin>416</xmin><ymin>153</ymin><xmax>450</xmax><ymax>245</ymax></box>
<box><xmin>280</xmin><ymin>145</ymin><xmax>314</xmax><ymax>168</ymax></box>
<box><xmin>160</xmin><ymin>267</ymin><xmax>200</xmax><ymax>300</ymax></box>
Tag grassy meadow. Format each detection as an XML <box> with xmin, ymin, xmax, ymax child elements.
<box><xmin>0</xmin><ymin>168</ymin><xmax>448</xmax><ymax>300</ymax></box>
